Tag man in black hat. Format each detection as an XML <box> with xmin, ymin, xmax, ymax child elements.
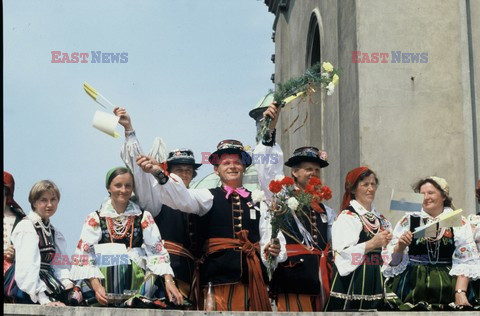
<box><xmin>253</xmin><ymin>102</ymin><xmax>336</xmax><ymax>312</ymax></box>
<box><xmin>135</xmin><ymin>139</ymin><xmax>285</xmax><ymax>312</ymax></box>
<box><xmin>115</xmin><ymin>107</ymin><xmax>202</xmax><ymax>307</ymax></box>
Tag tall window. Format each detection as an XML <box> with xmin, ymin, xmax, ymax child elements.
<box><xmin>306</xmin><ymin>13</ymin><xmax>321</xmax><ymax>67</ymax></box>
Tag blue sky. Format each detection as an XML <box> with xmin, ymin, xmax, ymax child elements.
<box><xmin>4</xmin><ymin>0</ymin><xmax>275</xmax><ymax>253</ymax></box>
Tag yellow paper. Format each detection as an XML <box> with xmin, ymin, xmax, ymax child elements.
<box><xmin>438</xmin><ymin>209</ymin><xmax>463</xmax><ymax>228</ymax></box>
<box><xmin>83</xmin><ymin>82</ymin><xmax>98</xmax><ymax>99</ymax></box>
<box><xmin>283</xmin><ymin>91</ymin><xmax>305</xmax><ymax>104</ymax></box>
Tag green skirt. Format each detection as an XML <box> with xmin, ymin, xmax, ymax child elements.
<box><xmin>386</xmin><ymin>263</ymin><xmax>456</xmax><ymax>310</ymax></box>
<box><xmin>81</xmin><ymin>262</ymin><xmax>167</xmax><ymax>308</ymax></box>
<box><xmin>325</xmin><ymin>253</ymin><xmax>393</xmax><ymax>311</ymax></box>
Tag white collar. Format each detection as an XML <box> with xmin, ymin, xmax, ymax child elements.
<box><xmin>350</xmin><ymin>200</ymin><xmax>381</xmax><ymax>217</ymax></box>
<box><xmin>98</xmin><ymin>197</ymin><xmax>142</xmax><ymax>218</ymax></box>
<box><xmin>27</xmin><ymin>211</ymin><xmax>54</xmax><ymax>228</ymax></box>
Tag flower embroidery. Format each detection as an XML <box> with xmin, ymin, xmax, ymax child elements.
<box><xmin>83</xmin><ymin>243</ymin><xmax>90</xmax><ymax>252</ymax></box>
<box><xmin>460</xmin><ymin>247</ymin><xmax>466</xmax><ymax>252</ymax></box>
<box><xmin>88</xmin><ymin>217</ymin><xmax>99</xmax><ymax>228</ymax></box>
<box><xmin>443</xmin><ymin>229</ymin><xmax>452</xmax><ymax>238</ymax></box>
<box><xmin>154</xmin><ymin>241</ymin><xmax>163</xmax><ymax>253</ymax></box>
<box><xmin>141</xmin><ymin>220</ymin><xmax>149</xmax><ymax>229</ymax></box>
<box><xmin>77</xmin><ymin>239</ymin><xmax>83</xmax><ymax>249</ymax></box>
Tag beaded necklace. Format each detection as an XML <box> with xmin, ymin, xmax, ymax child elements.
<box><xmin>106</xmin><ymin>216</ymin><xmax>134</xmax><ymax>247</ymax></box>
<box><xmin>359</xmin><ymin>212</ymin><xmax>381</xmax><ymax>235</ymax></box>
<box><xmin>422</xmin><ymin>217</ymin><xmax>444</xmax><ymax>264</ymax></box>
<box><xmin>37</xmin><ymin>219</ymin><xmax>53</xmax><ymax>237</ymax></box>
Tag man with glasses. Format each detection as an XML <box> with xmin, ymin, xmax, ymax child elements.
<box><xmin>253</xmin><ymin>102</ymin><xmax>336</xmax><ymax>312</ymax></box>
<box><xmin>136</xmin><ymin>139</ymin><xmax>286</xmax><ymax>312</ymax></box>
<box><xmin>115</xmin><ymin>107</ymin><xmax>202</xmax><ymax>308</ymax></box>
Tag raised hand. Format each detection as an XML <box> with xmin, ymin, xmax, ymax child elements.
<box><xmin>113</xmin><ymin>107</ymin><xmax>133</xmax><ymax>131</ymax></box>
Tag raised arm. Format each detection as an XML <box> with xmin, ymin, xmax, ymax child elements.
<box><xmin>254</xmin><ymin>103</ymin><xmax>285</xmax><ymax>202</ymax></box>
<box><xmin>115</xmin><ymin>106</ymin><xmax>165</xmax><ymax>216</ymax></box>
<box><xmin>136</xmin><ymin>156</ymin><xmax>213</xmax><ymax>215</ymax></box>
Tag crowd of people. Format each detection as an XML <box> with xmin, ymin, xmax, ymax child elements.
<box><xmin>3</xmin><ymin>102</ymin><xmax>480</xmax><ymax>311</ymax></box>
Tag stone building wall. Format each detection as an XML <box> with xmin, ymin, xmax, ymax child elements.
<box><xmin>266</xmin><ymin>0</ymin><xmax>479</xmax><ymax>221</ymax></box>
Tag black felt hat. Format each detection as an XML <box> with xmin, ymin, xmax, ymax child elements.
<box><xmin>208</xmin><ymin>139</ymin><xmax>252</xmax><ymax>167</ymax></box>
<box><xmin>284</xmin><ymin>146</ymin><xmax>329</xmax><ymax>168</ymax></box>
<box><xmin>167</xmin><ymin>148</ymin><xmax>202</xmax><ymax>169</ymax></box>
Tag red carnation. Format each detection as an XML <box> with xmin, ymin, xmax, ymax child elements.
<box><xmin>308</xmin><ymin>177</ymin><xmax>322</xmax><ymax>186</ymax></box>
<box><xmin>443</xmin><ymin>229</ymin><xmax>452</xmax><ymax>238</ymax></box>
<box><xmin>281</xmin><ymin>176</ymin><xmax>295</xmax><ymax>186</ymax></box>
<box><xmin>305</xmin><ymin>184</ymin><xmax>316</xmax><ymax>194</ymax></box>
<box><xmin>321</xmin><ymin>186</ymin><xmax>333</xmax><ymax>200</ymax></box>
<box><xmin>141</xmin><ymin>220</ymin><xmax>149</xmax><ymax>229</ymax></box>
<box><xmin>269</xmin><ymin>180</ymin><xmax>283</xmax><ymax>194</ymax></box>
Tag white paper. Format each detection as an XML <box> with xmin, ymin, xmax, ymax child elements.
<box><xmin>92</xmin><ymin>110</ymin><xmax>120</xmax><ymax>138</ymax></box>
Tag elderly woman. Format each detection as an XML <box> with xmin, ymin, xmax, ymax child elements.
<box><xmin>70</xmin><ymin>167</ymin><xmax>183</xmax><ymax>308</ymax></box>
<box><xmin>325</xmin><ymin>167</ymin><xmax>393</xmax><ymax>311</ymax></box>
<box><xmin>383</xmin><ymin>176</ymin><xmax>467</xmax><ymax>310</ymax></box>
<box><xmin>4</xmin><ymin>180</ymin><xmax>81</xmax><ymax>306</ymax></box>
<box><xmin>3</xmin><ymin>171</ymin><xmax>25</xmax><ymax>274</ymax></box>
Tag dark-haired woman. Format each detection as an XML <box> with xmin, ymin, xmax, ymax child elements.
<box><xmin>70</xmin><ymin>167</ymin><xmax>183</xmax><ymax>307</ymax></box>
<box><xmin>383</xmin><ymin>176</ymin><xmax>465</xmax><ymax>310</ymax></box>
<box><xmin>325</xmin><ymin>167</ymin><xmax>393</xmax><ymax>311</ymax></box>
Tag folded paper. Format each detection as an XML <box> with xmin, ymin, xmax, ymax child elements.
<box><xmin>92</xmin><ymin>110</ymin><xmax>120</xmax><ymax>138</ymax></box>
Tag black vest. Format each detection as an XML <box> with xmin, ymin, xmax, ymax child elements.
<box><xmin>97</xmin><ymin>211</ymin><xmax>144</xmax><ymax>248</ymax></box>
<box><xmin>32</xmin><ymin>222</ymin><xmax>56</xmax><ymax>268</ymax></box>
<box><xmin>271</xmin><ymin>203</ymin><xmax>329</xmax><ymax>295</ymax></box>
<box><xmin>154</xmin><ymin>205</ymin><xmax>201</xmax><ymax>284</ymax></box>
<box><xmin>197</xmin><ymin>187</ymin><xmax>264</xmax><ymax>286</ymax></box>
<box><xmin>408</xmin><ymin>215</ymin><xmax>455</xmax><ymax>265</ymax></box>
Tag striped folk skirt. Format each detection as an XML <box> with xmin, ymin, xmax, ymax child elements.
<box><xmin>81</xmin><ymin>262</ymin><xmax>168</xmax><ymax>308</ymax></box>
<box><xmin>325</xmin><ymin>253</ymin><xmax>393</xmax><ymax>311</ymax></box>
<box><xmin>387</xmin><ymin>263</ymin><xmax>457</xmax><ymax>310</ymax></box>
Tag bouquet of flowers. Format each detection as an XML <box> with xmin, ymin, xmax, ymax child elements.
<box><xmin>260</xmin><ymin>61</ymin><xmax>340</xmax><ymax>139</ymax></box>
<box><xmin>266</xmin><ymin>176</ymin><xmax>332</xmax><ymax>280</ymax></box>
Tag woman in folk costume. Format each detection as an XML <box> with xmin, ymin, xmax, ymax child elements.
<box><xmin>449</xmin><ymin>180</ymin><xmax>480</xmax><ymax>308</ymax></box>
<box><xmin>115</xmin><ymin>107</ymin><xmax>203</xmax><ymax>308</ymax></box>
<box><xmin>383</xmin><ymin>176</ymin><xmax>469</xmax><ymax>310</ymax></box>
<box><xmin>136</xmin><ymin>140</ymin><xmax>284</xmax><ymax>312</ymax></box>
<box><xmin>4</xmin><ymin>180</ymin><xmax>82</xmax><ymax>306</ymax></box>
<box><xmin>325</xmin><ymin>167</ymin><xmax>394</xmax><ymax>311</ymax></box>
<box><xmin>69</xmin><ymin>167</ymin><xmax>183</xmax><ymax>308</ymax></box>
<box><xmin>254</xmin><ymin>102</ymin><xmax>336</xmax><ymax>312</ymax></box>
<box><xmin>4</xmin><ymin>171</ymin><xmax>26</xmax><ymax>275</ymax></box>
